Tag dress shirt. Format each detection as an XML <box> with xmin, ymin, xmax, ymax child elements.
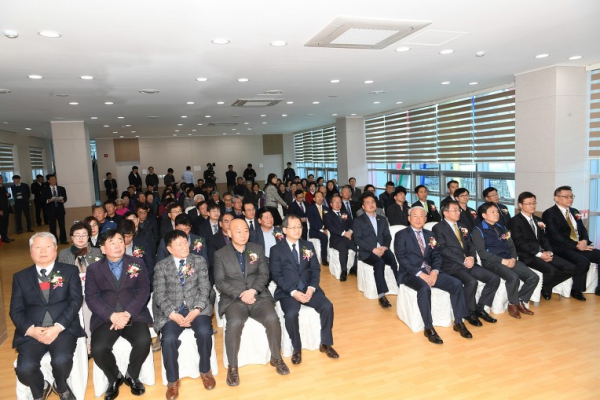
<box><xmin>409</xmin><ymin>227</ymin><xmax>432</xmax><ymax>276</ymax></box>
<box><xmin>285</xmin><ymin>239</ymin><xmax>315</xmax><ymax>296</ymax></box>
<box><xmin>33</xmin><ymin>263</ymin><xmax>65</xmax><ymax>331</ymax></box>
<box><xmin>556</xmin><ymin>204</ymin><xmax>579</xmax><ymax>239</ymax></box>
<box><xmin>521</xmin><ymin>213</ymin><xmax>548</xmax><ymax>257</ymax></box>
<box><xmin>261</xmin><ymin>228</ymin><xmax>276</xmax><ymax>257</ymax></box>
<box><xmin>366</xmin><ymin>212</ymin><xmax>381</xmax><ymax>247</ymax></box>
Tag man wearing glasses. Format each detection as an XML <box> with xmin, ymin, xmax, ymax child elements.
<box><xmin>482</xmin><ymin>187</ymin><xmax>511</xmax><ymax>227</ymax></box>
<box><xmin>542</xmin><ymin>186</ymin><xmax>600</xmax><ymax>300</ymax></box>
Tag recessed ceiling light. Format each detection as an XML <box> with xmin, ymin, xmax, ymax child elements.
<box><xmin>286</xmin><ymin>101</ymin><xmax>294</xmax><ymax>105</ymax></box>
<box><xmin>131</xmin><ymin>131</ymin><xmax>136</xmax><ymax>133</ymax></box>
<box><xmin>217</xmin><ymin>101</ymin><xmax>225</xmax><ymax>105</ymax></box>
<box><xmin>119</xmin><ymin>136</ymin><xmax>124</xmax><ymax>138</ymax></box>
<box><xmin>205</xmin><ymin>115</ymin><xmax>211</xmax><ymax>118</ymax></box>
<box><xmin>396</xmin><ymin>101</ymin><xmax>403</xmax><ymax>104</ymax></box>
<box><xmin>395</xmin><ymin>46</ymin><xmax>411</xmax><ymax>52</ymax></box>
<box><xmin>232</xmin><ymin>128</ymin><xmax>236</xmax><ymax>131</ymax></box>
<box><xmin>3</xmin><ymin>30</ymin><xmax>19</xmax><ymax>39</ymax></box>
<box><xmin>177</xmin><ymin>123</ymin><xmax>183</xmax><ymax>126</ymax></box>
<box><xmin>439</xmin><ymin>49</ymin><xmax>454</xmax><ymax>55</ymax></box>
<box><xmin>441</xmin><ymin>81</ymin><xmax>450</xmax><ymax>85</ymax></box>
<box><xmin>103</xmin><ymin>125</ymin><xmax>109</xmax><ymax>127</ymax></box>
<box><xmin>181</xmin><ymin>116</ymin><xmax>187</xmax><ymax>118</ymax></box>
<box><xmin>80</xmin><ymin>75</ymin><xmax>94</xmax><ymax>80</ymax></box>
<box><xmin>364</xmin><ymin>80</ymin><xmax>374</xmax><ymax>84</ymax></box>
<box><xmin>175</xmin><ymin>130</ymin><xmax>179</xmax><ymax>132</ymax></box>
<box><xmin>25</xmin><ymin>128</ymin><xmax>32</xmax><ymax>131</ymax></box>
<box><xmin>186</xmin><ymin>101</ymin><xmax>195</xmax><ymax>105</ymax></box>
<box><xmin>90</xmin><ymin>117</ymin><xmax>98</xmax><ymax>120</ymax></box>
<box><xmin>373</xmin><ymin>101</ymin><xmax>380</xmax><ymax>104</ymax></box>
<box><xmin>262</xmin><ymin>122</ymin><xmax>267</xmax><ymax>124</ymax></box>
<box><xmin>211</xmin><ymin>38</ymin><xmax>230</xmax><ymax>45</ymax></box>
<box><xmin>117</xmin><ymin>116</ymin><xmax>125</xmax><ymax>119</ymax></box>
<box><xmin>125</xmin><ymin>124</ymin><xmax>131</xmax><ymax>127</ymax></box>
<box><xmin>313</xmin><ymin>101</ymin><xmax>320</xmax><ymax>104</ymax></box>
<box><xmin>38</xmin><ymin>30</ymin><xmax>61</xmax><ymax>38</ymax></box>
<box><xmin>569</xmin><ymin>55</ymin><xmax>582</xmax><ymax>60</ymax></box>
<box><xmin>105</xmin><ymin>102</ymin><xmax>114</xmax><ymax>105</ymax></box>
<box><xmin>469</xmin><ymin>82</ymin><xmax>478</xmax><ymax>86</ymax></box>
<box><xmin>237</xmin><ymin>78</ymin><xmax>249</xmax><ymax>82</ymax></box>
<box><xmin>330</xmin><ymin>79</ymin><xmax>341</xmax><ymax>83</ymax></box>
<box><xmin>113</xmin><ymin>131</ymin><xmax>118</xmax><ymax>133</ymax></box>
<box><xmin>270</xmin><ymin>40</ymin><xmax>287</xmax><ymax>47</ymax></box>
<box><xmin>139</xmin><ymin>89</ymin><xmax>159</xmax><ymax>94</ymax></box>
<box><xmin>332</xmin><ymin>114</ymin><xmax>338</xmax><ymax>116</ymax></box>
<box><xmin>135</xmin><ymin>135</ymin><xmax>139</xmax><ymax>138</ymax></box>
<box><xmin>28</xmin><ymin>75</ymin><xmax>43</xmax><ymax>80</ymax></box>
<box><xmin>350</xmin><ymin>114</ymin><xmax>357</xmax><ymax>116</ymax></box>
<box><xmin>282</xmin><ymin>114</ymin><xmax>287</xmax><ymax>117</ymax></box>
<box><xmin>535</xmin><ymin>54</ymin><xmax>549</xmax><ymax>59</ymax></box>
<box><xmin>248</xmin><ymin>128</ymin><xmax>252</xmax><ymax>131</ymax></box>
<box><xmin>188</xmin><ymin>133</ymin><xmax>192</xmax><ymax>136</ymax></box>
<box><xmin>0</xmin><ymin>89</ymin><xmax>12</xmax><ymax>94</ymax></box>
<box><xmin>196</xmin><ymin>77</ymin><xmax>208</xmax><ymax>82</ymax></box>
<box><xmin>192</xmin><ymin>129</ymin><xmax>197</xmax><ymax>132</ymax></box>
<box><xmin>236</xmin><ymin>132</ymin><xmax>240</xmax><ymax>135</ymax></box>
<box><xmin>475</xmin><ymin>51</ymin><xmax>486</xmax><ymax>57</ymax></box>
<box><xmin>260</xmin><ymin>114</ymin><xmax>266</xmax><ymax>117</ymax></box>
<box><xmin>173</xmin><ymin>134</ymin><xmax>177</xmax><ymax>136</ymax></box>
<box><xmin>223</xmin><ymin>132</ymin><xmax>227</xmax><ymax>135</ymax></box>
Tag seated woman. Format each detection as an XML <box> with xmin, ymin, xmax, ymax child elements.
<box><xmin>83</xmin><ymin>216</ymin><xmax>101</xmax><ymax>248</ymax></box>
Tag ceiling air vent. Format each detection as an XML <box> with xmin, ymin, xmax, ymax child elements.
<box><xmin>232</xmin><ymin>98</ymin><xmax>282</xmax><ymax>107</ymax></box>
<box><xmin>207</xmin><ymin>122</ymin><xmax>238</xmax><ymax>127</ymax></box>
<box><xmin>305</xmin><ymin>16</ymin><xmax>431</xmax><ymax>49</ymax></box>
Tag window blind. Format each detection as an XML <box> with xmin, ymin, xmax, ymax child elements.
<box><xmin>293</xmin><ymin>125</ymin><xmax>338</xmax><ymax>164</ymax></box>
<box><xmin>437</xmin><ymin>97</ymin><xmax>474</xmax><ymax>162</ymax></box>
<box><xmin>0</xmin><ymin>143</ymin><xmax>14</xmax><ymax>172</ymax></box>
<box><xmin>590</xmin><ymin>69</ymin><xmax>600</xmax><ymax>158</ymax></box>
<box><xmin>30</xmin><ymin>147</ymin><xmax>44</xmax><ymax>169</ymax></box>
<box><xmin>473</xmin><ymin>88</ymin><xmax>515</xmax><ymax>162</ymax></box>
<box><xmin>408</xmin><ymin>105</ymin><xmax>438</xmax><ymax>163</ymax></box>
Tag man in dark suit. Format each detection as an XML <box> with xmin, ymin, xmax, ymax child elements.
<box><xmin>306</xmin><ymin>191</ymin><xmax>330</xmax><ymax>265</ymax></box>
<box><xmin>207</xmin><ymin>212</ymin><xmax>234</xmax><ymax>279</ymax></box>
<box><xmin>282</xmin><ymin>162</ymin><xmax>295</xmax><ymax>183</ymax></box>
<box><xmin>160</xmin><ymin>202</ymin><xmax>183</xmax><ymax>240</ymax></box>
<box><xmin>119</xmin><ymin>216</ymin><xmax>156</xmax><ymax>289</ymax></box>
<box><xmin>441</xmin><ymin>180</ymin><xmax>459</xmax><ymax>205</ymax></box>
<box><xmin>349</xmin><ymin>177</ymin><xmax>362</xmax><ymax>203</ymax></box>
<box><xmin>104</xmin><ymin>200</ymin><xmax>123</xmax><ymax>225</ymax></box>
<box><xmin>340</xmin><ymin>185</ymin><xmax>360</xmax><ymax>219</ymax></box>
<box><xmin>128</xmin><ymin>166</ymin><xmax>142</xmax><ymax>191</ymax></box>
<box><xmin>378</xmin><ymin>181</ymin><xmax>395</xmax><ymax>210</ymax></box>
<box><xmin>213</xmin><ymin>219</ymin><xmax>290</xmax><ymax>386</ymax></box>
<box><xmin>242</xmin><ymin>163</ymin><xmax>257</xmax><ymax>184</ymax></box>
<box><xmin>145</xmin><ymin>166</ymin><xmax>159</xmax><ymax>189</ymax></box>
<box><xmin>31</xmin><ymin>174</ymin><xmax>48</xmax><ymax>226</ymax></box>
<box><xmin>136</xmin><ymin>202</ymin><xmax>159</xmax><ymax>244</ymax></box>
<box><xmin>0</xmin><ymin>175</ymin><xmax>11</xmax><ymax>243</ymax></box>
<box><xmin>270</xmin><ymin>215</ymin><xmax>339</xmax><ymax>365</ymax></box>
<box><xmin>86</xmin><ymin>229</ymin><xmax>152</xmax><ymax>399</ymax></box>
<box><xmin>353</xmin><ymin>192</ymin><xmax>400</xmax><ymax>308</ymax></box>
<box><xmin>154</xmin><ymin>230</ymin><xmax>215</xmax><ymax>396</ymax></box>
<box><xmin>10</xmin><ymin>232</ymin><xmax>84</xmax><ymax>400</ymax></box>
<box><xmin>386</xmin><ymin>186</ymin><xmax>410</xmax><ymax>226</ymax></box>
<box><xmin>104</xmin><ymin>172</ymin><xmax>118</xmax><ymax>201</ymax></box>
<box><xmin>11</xmin><ymin>175</ymin><xmax>34</xmax><ymax>233</ymax></box>
<box><xmin>194</xmin><ymin>204</ymin><xmax>220</xmax><ymax>243</ymax></box>
<box><xmin>290</xmin><ymin>190</ymin><xmax>308</xmax><ymax>240</ymax></box>
<box><xmin>433</xmin><ymin>201</ymin><xmax>500</xmax><ymax>326</ymax></box>
<box><xmin>41</xmin><ymin>174</ymin><xmax>68</xmax><ymax>244</ymax></box>
<box><xmin>455</xmin><ymin>188</ymin><xmax>478</xmax><ymax>232</ymax></box>
<box><xmin>483</xmin><ymin>187</ymin><xmax>511</xmax><ymax>227</ymax></box>
<box><xmin>323</xmin><ymin>195</ymin><xmax>357</xmax><ymax>280</ymax></box>
<box><xmin>242</xmin><ymin>202</ymin><xmax>258</xmax><ymax>232</ymax></box>
<box><xmin>249</xmin><ymin>208</ymin><xmax>285</xmax><ymax>257</ymax></box>
<box><xmin>394</xmin><ymin>207</ymin><xmax>472</xmax><ymax>344</ymax></box>
<box><xmin>156</xmin><ymin>214</ymin><xmax>208</xmax><ymax>263</ymax></box>
<box><xmin>542</xmin><ymin>186</ymin><xmax>600</xmax><ymax>299</ymax></box>
<box><xmin>412</xmin><ymin>185</ymin><xmax>441</xmax><ymax>223</ymax></box>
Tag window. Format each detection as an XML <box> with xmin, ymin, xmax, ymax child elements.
<box><xmin>0</xmin><ymin>143</ymin><xmax>15</xmax><ymax>182</ymax></box>
<box><xmin>588</xmin><ymin>69</ymin><xmax>600</xmax><ymax>243</ymax></box>
<box><xmin>294</xmin><ymin>125</ymin><xmax>337</xmax><ymax>181</ymax></box>
<box><xmin>30</xmin><ymin>146</ymin><xmax>44</xmax><ymax>181</ymax></box>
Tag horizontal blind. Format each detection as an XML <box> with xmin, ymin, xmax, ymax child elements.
<box><xmin>590</xmin><ymin>69</ymin><xmax>600</xmax><ymax>158</ymax></box>
<box><xmin>294</xmin><ymin>126</ymin><xmax>337</xmax><ymax>165</ymax></box>
<box><xmin>365</xmin><ymin>115</ymin><xmax>387</xmax><ymax>163</ymax></box>
<box><xmin>30</xmin><ymin>147</ymin><xmax>44</xmax><ymax>168</ymax></box>
<box><xmin>473</xmin><ymin>88</ymin><xmax>515</xmax><ymax>162</ymax></box>
<box><xmin>322</xmin><ymin>126</ymin><xmax>337</xmax><ymax>163</ymax></box>
<box><xmin>0</xmin><ymin>143</ymin><xmax>15</xmax><ymax>172</ymax></box>
<box><xmin>293</xmin><ymin>133</ymin><xmax>304</xmax><ymax>162</ymax></box>
<box><xmin>408</xmin><ymin>105</ymin><xmax>437</xmax><ymax>163</ymax></box>
<box><xmin>437</xmin><ymin>97</ymin><xmax>474</xmax><ymax>162</ymax></box>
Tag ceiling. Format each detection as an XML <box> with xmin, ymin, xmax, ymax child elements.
<box><xmin>1</xmin><ymin>0</ymin><xmax>599</xmax><ymax>140</ymax></box>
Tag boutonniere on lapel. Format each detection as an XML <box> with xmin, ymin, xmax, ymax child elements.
<box><xmin>537</xmin><ymin>221</ymin><xmax>546</xmax><ymax>230</ymax></box>
<box><xmin>127</xmin><ymin>263</ymin><xmax>141</xmax><ymax>278</ymax></box>
<box><xmin>470</xmin><ymin>210</ymin><xmax>477</xmax><ymax>219</ymax></box>
<box><xmin>500</xmin><ymin>231</ymin><xmax>511</xmax><ymax>241</ymax></box>
<box><xmin>430</xmin><ymin>205</ymin><xmax>437</xmax><ymax>212</ymax></box>
<box><xmin>501</xmin><ymin>208</ymin><xmax>508</xmax><ymax>215</ymax></box>
<box><xmin>180</xmin><ymin>263</ymin><xmax>195</xmax><ymax>277</ymax></box>
<box><xmin>574</xmin><ymin>213</ymin><xmax>582</xmax><ymax>220</ymax></box>
<box><xmin>460</xmin><ymin>227</ymin><xmax>469</xmax><ymax>236</ymax></box>
<box><xmin>301</xmin><ymin>247</ymin><xmax>313</xmax><ymax>261</ymax></box>
<box><xmin>132</xmin><ymin>246</ymin><xmax>144</xmax><ymax>258</ymax></box>
<box><xmin>192</xmin><ymin>238</ymin><xmax>204</xmax><ymax>252</ymax></box>
<box><xmin>49</xmin><ymin>271</ymin><xmax>65</xmax><ymax>289</ymax></box>
<box><xmin>340</xmin><ymin>213</ymin><xmax>348</xmax><ymax>220</ymax></box>
<box><xmin>323</xmin><ymin>210</ymin><xmax>328</xmax><ymax>214</ymax></box>
<box><xmin>428</xmin><ymin>237</ymin><xmax>438</xmax><ymax>249</ymax></box>
<box><xmin>247</xmin><ymin>250</ymin><xmax>259</xmax><ymax>264</ymax></box>
<box><xmin>93</xmin><ymin>256</ymin><xmax>101</xmax><ymax>262</ymax></box>
<box><xmin>273</xmin><ymin>231</ymin><xmax>285</xmax><ymax>241</ymax></box>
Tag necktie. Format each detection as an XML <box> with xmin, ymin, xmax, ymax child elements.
<box><xmin>212</xmin><ymin>224</ymin><xmax>218</xmax><ymax>234</ymax></box>
<box><xmin>177</xmin><ymin>260</ymin><xmax>186</xmax><ymax>312</ymax></box>
<box><xmin>565</xmin><ymin>209</ymin><xmax>578</xmax><ymax>242</ymax></box>
<box><xmin>423</xmin><ymin>201</ymin><xmax>429</xmax><ymax>213</ymax></box>
<box><xmin>292</xmin><ymin>243</ymin><xmax>300</xmax><ymax>266</ymax></box>
<box><xmin>52</xmin><ymin>187</ymin><xmax>58</xmax><ymax>207</ymax></box>
<box><xmin>300</xmin><ymin>203</ymin><xmax>305</xmax><ymax>213</ymax></box>
<box><xmin>453</xmin><ymin>224</ymin><xmax>464</xmax><ymax>248</ymax></box>
<box><xmin>415</xmin><ymin>231</ymin><xmax>432</xmax><ymax>273</ymax></box>
<box><xmin>40</xmin><ymin>269</ymin><xmax>48</xmax><ymax>281</ymax></box>
<box><xmin>529</xmin><ymin>218</ymin><xmax>537</xmax><ymax>238</ymax></box>
<box><xmin>345</xmin><ymin>202</ymin><xmax>353</xmax><ymax>219</ymax></box>
<box><xmin>249</xmin><ymin>220</ymin><xmax>254</xmax><ymax>231</ymax></box>
<box><xmin>110</xmin><ymin>262</ymin><xmax>122</xmax><ymax>280</ymax></box>
<box><xmin>318</xmin><ymin>205</ymin><xmax>322</xmax><ymax>219</ymax></box>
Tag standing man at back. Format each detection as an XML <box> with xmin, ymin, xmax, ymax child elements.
<box><xmin>31</xmin><ymin>174</ymin><xmax>48</xmax><ymax>227</ymax></box>
<box><xmin>226</xmin><ymin>165</ymin><xmax>237</xmax><ymax>193</ymax></box>
<box><xmin>182</xmin><ymin>166</ymin><xmax>194</xmax><ymax>185</ymax></box>
<box><xmin>128</xmin><ymin>166</ymin><xmax>143</xmax><ymax>192</ymax></box>
<box><xmin>42</xmin><ymin>174</ymin><xmax>68</xmax><ymax>245</ymax></box>
<box><xmin>11</xmin><ymin>175</ymin><xmax>34</xmax><ymax>234</ymax></box>
<box><xmin>282</xmin><ymin>162</ymin><xmax>295</xmax><ymax>183</ymax></box>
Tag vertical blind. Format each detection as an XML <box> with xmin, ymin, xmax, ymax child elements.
<box><xmin>365</xmin><ymin>88</ymin><xmax>515</xmax><ymax>163</ymax></box>
<box><xmin>0</xmin><ymin>143</ymin><xmax>14</xmax><ymax>172</ymax></box>
<box><xmin>294</xmin><ymin>125</ymin><xmax>337</xmax><ymax>164</ymax></box>
<box><xmin>590</xmin><ymin>69</ymin><xmax>600</xmax><ymax>158</ymax></box>
<box><xmin>29</xmin><ymin>147</ymin><xmax>44</xmax><ymax>169</ymax></box>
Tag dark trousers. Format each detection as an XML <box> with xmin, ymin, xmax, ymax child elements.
<box><xmin>0</xmin><ymin>213</ymin><xmax>8</xmax><ymax>241</ymax></box>
<box><xmin>267</xmin><ymin>207</ymin><xmax>283</xmax><ymax>227</ymax></box>
<box><xmin>47</xmin><ymin>208</ymin><xmax>67</xmax><ymax>243</ymax></box>
<box><xmin>223</xmin><ymin>297</ymin><xmax>282</xmax><ymax>367</ymax></box>
<box><xmin>279</xmin><ymin>290</ymin><xmax>334</xmax><ymax>350</ymax></box>
<box><xmin>525</xmin><ymin>255</ymin><xmax>575</xmax><ymax>292</ymax></box>
<box><xmin>309</xmin><ymin>230</ymin><xmax>329</xmax><ymax>264</ymax></box>
<box><xmin>14</xmin><ymin>201</ymin><xmax>32</xmax><ymax>231</ymax></box>
<box><xmin>15</xmin><ymin>333</ymin><xmax>78</xmax><ymax>398</ymax></box>
<box><xmin>403</xmin><ymin>271</ymin><xmax>468</xmax><ymax>328</ymax></box>
<box><xmin>90</xmin><ymin>322</ymin><xmax>151</xmax><ymax>383</ymax></box>
<box><xmin>553</xmin><ymin>247</ymin><xmax>600</xmax><ymax>292</ymax></box>
<box><xmin>360</xmin><ymin>250</ymin><xmax>399</xmax><ymax>295</ymax></box>
<box><xmin>34</xmin><ymin>201</ymin><xmax>47</xmax><ymax>225</ymax></box>
<box><xmin>446</xmin><ymin>265</ymin><xmax>500</xmax><ymax>313</ymax></box>
<box><xmin>329</xmin><ymin>237</ymin><xmax>357</xmax><ymax>273</ymax></box>
<box><xmin>482</xmin><ymin>260</ymin><xmax>539</xmax><ymax>305</ymax></box>
<box><xmin>160</xmin><ymin>313</ymin><xmax>212</xmax><ymax>383</ymax></box>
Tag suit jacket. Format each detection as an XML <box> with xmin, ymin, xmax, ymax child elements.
<box><xmin>270</xmin><ymin>239</ymin><xmax>322</xmax><ymax>301</ymax></box>
<box><xmin>290</xmin><ymin>200</ymin><xmax>308</xmax><ymax>219</ymax></box>
<box><xmin>306</xmin><ymin>203</ymin><xmax>330</xmax><ymax>236</ymax></box>
<box><xmin>542</xmin><ymin>204</ymin><xmax>590</xmax><ymax>251</ymax></box>
<box><xmin>352</xmin><ymin>212</ymin><xmax>392</xmax><ymax>260</ymax></box>
<box><xmin>31</xmin><ymin>181</ymin><xmax>46</xmax><ymax>205</ymax></box>
<box><xmin>508</xmin><ymin>213</ymin><xmax>553</xmax><ymax>264</ymax></box>
<box><xmin>213</xmin><ymin>242</ymin><xmax>273</xmax><ymax>317</ymax></box>
<box><xmin>57</xmin><ymin>246</ymin><xmax>104</xmax><ymax>268</ymax></box>
<box><xmin>152</xmin><ymin>253</ymin><xmax>212</xmax><ymax>332</ymax></box>
<box><xmin>394</xmin><ymin>227</ymin><xmax>441</xmax><ymax>282</ymax></box>
<box><xmin>350</xmin><ymin>187</ymin><xmax>362</xmax><ymax>203</ymax></box>
<box><xmin>411</xmin><ymin>200</ymin><xmax>441</xmax><ymax>223</ymax></box>
<box><xmin>139</xmin><ymin>216</ymin><xmax>159</xmax><ymax>244</ymax></box>
<box><xmin>282</xmin><ymin>167</ymin><xmax>295</xmax><ymax>183</ymax></box>
<box><xmin>208</xmin><ymin>229</ymin><xmax>229</xmax><ymax>269</ymax></box>
<box><xmin>323</xmin><ymin>208</ymin><xmax>353</xmax><ymax>247</ymax></box>
<box><xmin>41</xmin><ymin>185</ymin><xmax>67</xmax><ymax>216</ymax></box>
<box><xmin>10</xmin><ymin>263</ymin><xmax>84</xmax><ymax>347</ymax></box>
<box><xmin>379</xmin><ymin>192</ymin><xmax>394</xmax><ymax>210</ymax></box>
<box><xmin>249</xmin><ymin>226</ymin><xmax>285</xmax><ymax>250</ymax></box>
<box><xmin>10</xmin><ymin>183</ymin><xmax>31</xmax><ymax>204</ymax></box>
<box><xmin>160</xmin><ymin>218</ymin><xmax>175</xmax><ymax>241</ymax></box>
<box><xmin>156</xmin><ymin>233</ymin><xmax>208</xmax><ymax>263</ymax></box>
<box><xmin>341</xmin><ymin>199</ymin><xmax>360</xmax><ymax>219</ymax></box>
<box><xmin>432</xmin><ymin>220</ymin><xmax>476</xmax><ymax>274</ymax></box>
<box><xmin>0</xmin><ymin>185</ymin><xmax>10</xmax><ymax>213</ymax></box>
<box><xmin>496</xmin><ymin>203</ymin><xmax>511</xmax><ymax>227</ymax></box>
<box><xmin>85</xmin><ymin>254</ymin><xmax>152</xmax><ymax>333</ymax></box>
<box><xmin>128</xmin><ymin>172</ymin><xmax>142</xmax><ymax>189</ymax></box>
<box><xmin>458</xmin><ymin>206</ymin><xmax>478</xmax><ymax>232</ymax></box>
<box><xmin>128</xmin><ymin>231</ymin><xmax>156</xmax><ymax>286</ymax></box>
<box><xmin>386</xmin><ymin>202</ymin><xmax>410</xmax><ymax>226</ymax></box>
<box><xmin>104</xmin><ymin>178</ymin><xmax>117</xmax><ymax>197</ymax></box>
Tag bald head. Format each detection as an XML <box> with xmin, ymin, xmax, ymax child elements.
<box><xmin>228</xmin><ymin>218</ymin><xmax>250</xmax><ymax>247</ymax></box>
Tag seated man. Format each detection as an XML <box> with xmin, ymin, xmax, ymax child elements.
<box><xmin>242</xmin><ymin>202</ymin><xmax>258</xmax><ymax>233</ymax></box>
<box><xmin>509</xmin><ymin>191</ymin><xmax>575</xmax><ymax>301</ymax></box>
<box><xmin>249</xmin><ymin>208</ymin><xmax>285</xmax><ymax>257</ymax></box>
<box><xmin>290</xmin><ymin>189</ymin><xmax>308</xmax><ymax>240</ymax></box>
<box><xmin>441</xmin><ymin>180</ymin><xmax>459</xmax><ymax>204</ymax></box>
<box><xmin>119</xmin><ymin>216</ymin><xmax>156</xmax><ymax>288</ymax></box>
<box><xmin>86</xmin><ymin>229</ymin><xmax>152</xmax><ymax>399</ymax></box>
<box><xmin>353</xmin><ymin>192</ymin><xmax>400</xmax><ymax>309</ymax></box>
<box><xmin>394</xmin><ymin>207</ymin><xmax>472</xmax><ymax>344</ymax></box>
<box><xmin>386</xmin><ymin>186</ymin><xmax>410</xmax><ymax>226</ymax></box>
<box><xmin>10</xmin><ymin>232</ymin><xmax>84</xmax><ymax>400</ymax></box>
<box><xmin>207</xmin><ymin>212</ymin><xmax>234</xmax><ymax>271</ymax></box>
<box><xmin>213</xmin><ymin>219</ymin><xmax>289</xmax><ymax>386</ymax></box>
<box><xmin>482</xmin><ymin>187</ymin><xmax>511</xmax><ymax>227</ymax></box>
<box><xmin>472</xmin><ymin>202</ymin><xmax>540</xmax><ymax>319</ymax></box>
<box><xmin>454</xmin><ymin>188</ymin><xmax>477</xmax><ymax>232</ymax></box>
<box><xmin>154</xmin><ymin>230</ymin><xmax>215</xmax><ymax>397</ymax></box>
<box><xmin>156</xmin><ymin>214</ymin><xmax>208</xmax><ymax>265</ymax></box>
<box><xmin>306</xmin><ymin>191</ymin><xmax>330</xmax><ymax>265</ymax></box>
<box><xmin>432</xmin><ymin>201</ymin><xmax>500</xmax><ymax>326</ymax></box>
<box><xmin>232</xmin><ymin>195</ymin><xmax>244</xmax><ymax>218</ymax></box>
<box><xmin>160</xmin><ymin>203</ymin><xmax>183</xmax><ymax>240</ymax></box>
<box><xmin>378</xmin><ymin>181</ymin><xmax>395</xmax><ymax>210</ymax></box>
<box><xmin>412</xmin><ymin>185</ymin><xmax>441</xmax><ymax>223</ymax></box>
<box><xmin>542</xmin><ymin>186</ymin><xmax>600</xmax><ymax>299</ymax></box>
<box><xmin>270</xmin><ymin>215</ymin><xmax>339</xmax><ymax>365</ymax></box>
<box><xmin>323</xmin><ymin>194</ymin><xmax>358</xmax><ymax>281</ymax></box>
<box><xmin>92</xmin><ymin>205</ymin><xmax>117</xmax><ymax>234</ymax></box>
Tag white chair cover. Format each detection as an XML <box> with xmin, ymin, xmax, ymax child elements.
<box><xmin>160</xmin><ymin>329</ymin><xmax>219</xmax><ymax>385</ymax></box>
<box><xmin>356</xmin><ymin>261</ymin><xmax>399</xmax><ymax>299</ymax></box>
<box><xmin>396</xmin><ymin>284</ymin><xmax>454</xmax><ymax>333</ymax></box>
<box><xmin>424</xmin><ymin>221</ymin><xmax>438</xmax><ymax>231</ymax></box>
<box><xmin>552</xmin><ymin>278</ymin><xmax>573</xmax><ymax>298</ymax></box>
<box><xmin>328</xmin><ymin>248</ymin><xmax>355</xmax><ymax>279</ymax></box>
<box><xmin>553</xmin><ymin>262</ymin><xmax>598</xmax><ymax>297</ymax></box>
<box><xmin>475</xmin><ymin>268</ymin><xmax>543</xmax><ymax>314</ymax></box>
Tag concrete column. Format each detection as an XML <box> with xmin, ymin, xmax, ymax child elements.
<box><xmin>50</xmin><ymin>121</ymin><xmax>95</xmax><ymax>223</ymax></box>
<box><xmin>515</xmin><ymin>66</ymin><xmax>589</xmax><ymax>211</ymax></box>
<box><xmin>336</xmin><ymin>117</ymin><xmax>368</xmax><ymax>187</ymax></box>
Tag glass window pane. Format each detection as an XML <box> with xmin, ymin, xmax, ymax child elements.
<box><xmin>482</xmin><ymin>178</ymin><xmax>515</xmax><ymax>201</ymax></box>
<box><xmin>415</xmin><ymin>175</ymin><xmax>440</xmax><ymax>195</ymax></box>
<box><xmin>390</xmin><ymin>174</ymin><xmax>411</xmax><ymax>189</ymax></box>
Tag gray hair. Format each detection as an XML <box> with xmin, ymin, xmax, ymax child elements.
<box><xmin>408</xmin><ymin>206</ymin><xmax>426</xmax><ymax>217</ymax></box>
<box><xmin>282</xmin><ymin>214</ymin><xmax>301</xmax><ymax>228</ymax></box>
<box><xmin>29</xmin><ymin>232</ymin><xmax>58</xmax><ymax>249</ymax></box>
<box><xmin>233</xmin><ymin>195</ymin><xmax>244</xmax><ymax>202</ymax></box>
<box><xmin>194</xmin><ymin>194</ymin><xmax>205</xmax><ymax>202</ymax></box>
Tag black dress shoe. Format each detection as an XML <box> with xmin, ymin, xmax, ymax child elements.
<box><xmin>348</xmin><ymin>267</ymin><xmax>357</xmax><ymax>275</ymax></box>
<box><xmin>423</xmin><ymin>328</ymin><xmax>443</xmax><ymax>344</ymax></box>
<box><xmin>27</xmin><ymin>229</ymin><xmax>35</xmax><ymax>232</ymax></box>
<box><xmin>322</xmin><ymin>261</ymin><xmax>329</xmax><ymax>266</ymax></box>
<box><xmin>40</xmin><ymin>380</ymin><xmax>52</xmax><ymax>400</ymax></box>
<box><xmin>339</xmin><ymin>271</ymin><xmax>347</xmax><ymax>282</ymax></box>
<box><xmin>291</xmin><ymin>349</ymin><xmax>302</xmax><ymax>364</ymax></box>
<box><xmin>571</xmin><ymin>291</ymin><xmax>586</xmax><ymax>301</ymax></box>
<box><xmin>319</xmin><ymin>344</ymin><xmax>339</xmax><ymax>358</ymax></box>
<box><xmin>55</xmin><ymin>384</ymin><xmax>76</xmax><ymax>400</ymax></box>
<box><xmin>123</xmin><ymin>374</ymin><xmax>145</xmax><ymax>395</ymax></box>
<box><xmin>476</xmin><ymin>309</ymin><xmax>497</xmax><ymax>323</ymax></box>
<box><xmin>465</xmin><ymin>314</ymin><xmax>482</xmax><ymax>327</ymax></box>
<box><xmin>595</xmin><ymin>288</ymin><xmax>600</xmax><ymax>296</ymax></box>
<box><xmin>2</xmin><ymin>238</ymin><xmax>11</xmax><ymax>243</ymax></box>
<box><xmin>453</xmin><ymin>322</ymin><xmax>473</xmax><ymax>339</ymax></box>
<box><xmin>378</xmin><ymin>296</ymin><xmax>392</xmax><ymax>308</ymax></box>
<box><xmin>541</xmin><ymin>290</ymin><xmax>552</xmax><ymax>300</ymax></box>
<box><xmin>226</xmin><ymin>366</ymin><xmax>240</xmax><ymax>386</ymax></box>
<box><xmin>104</xmin><ymin>375</ymin><xmax>123</xmax><ymax>400</ymax></box>
<box><xmin>270</xmin><ymin>357</ymin><xmax>290</xmax><ymax>375</ymax></box>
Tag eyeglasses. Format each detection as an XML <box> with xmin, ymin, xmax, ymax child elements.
<box><xmin>521</xmin><ymin>202</ymin><xmax>537</xmax><ymax>206</ymax></box>
<box><xmin>557</xmin><ymin>195</ymin><xmax>575</xmax><ymax>199</ymax></box>
<box><xmin>457</xmin><ymin>194</ymin><xmax>470</xmax><ymax>198</ymax></box>
<box><xmin>72</xmin><ymin>234</ymin><xmax>89</xmax><ymax>239</ymax></box>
